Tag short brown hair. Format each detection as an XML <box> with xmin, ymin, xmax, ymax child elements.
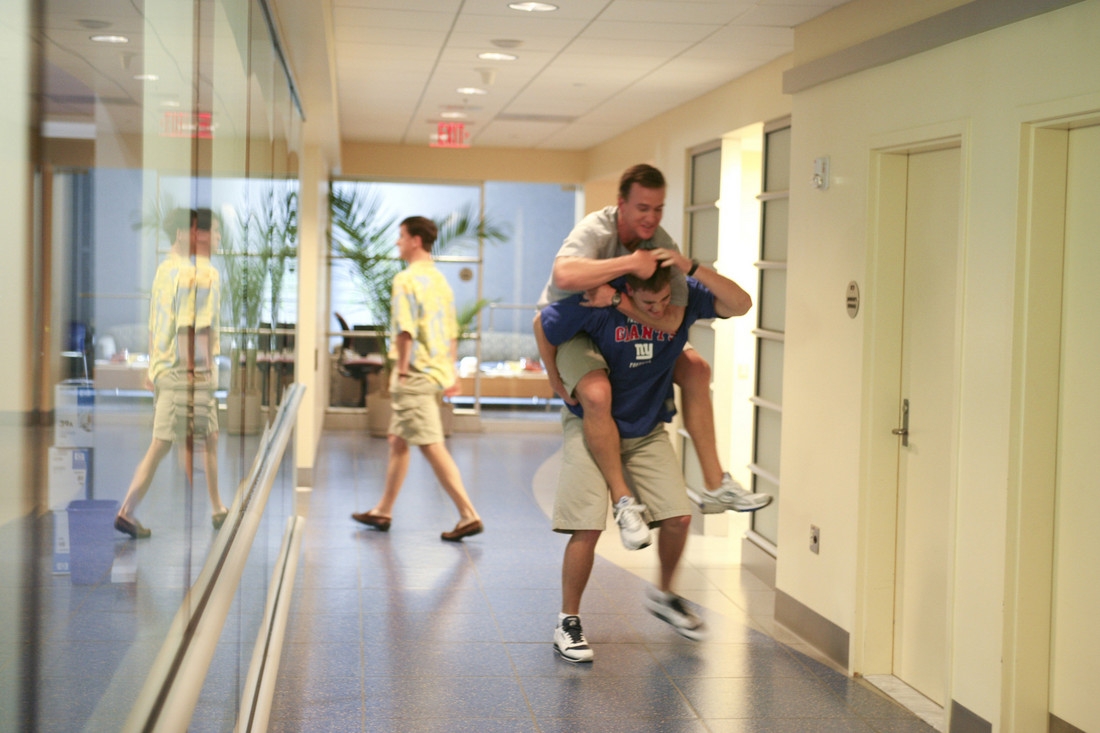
<box><xmin>618</xmin><ymin>164</ymin><xmax>666</xmax><ymax>200</ymax></box>
<box><xmin>401</xmin><ymin>216</ymin><xmax>438</xmax><ymax>251</ymax></box>
<box><xmin>626</xmin><ymin>263</ymin><xmax>672</xmax><ymax>293</ymax></box>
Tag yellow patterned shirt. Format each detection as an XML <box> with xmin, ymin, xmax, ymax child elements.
<box><xmin>389</xmin><ymin>260</ymin><xmax>457</xmax><ymax>389</ymax></box>
<box><xmin>148</xmin><ymin>252</ymin><xmax>221</xmax><ymax>384</ymax></box>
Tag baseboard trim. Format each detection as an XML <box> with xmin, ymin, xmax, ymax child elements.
<box><xmin>774</xmin><ymin>589</ymin><xmax>850</xmax><ymax>670</ymax></box>
<box><xmin>741</xmin><ymin>534</ymin><xmax>776</xmax><ymax>587</ymax></box>
<box><xmin>1049</xmin><ymin>712</ymin><xmax>1087</xmax><ymax>733</ymax></box>
<box><xmin>950</xmin><ymin>700</ymin><xmax>992</xmax><ymax>733</ymax></box>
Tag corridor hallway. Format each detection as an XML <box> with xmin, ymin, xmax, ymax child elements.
<box><xmin>269</xmin><ymin>428</ymin><xmax>936</xmax><ymax>732</ymax></box>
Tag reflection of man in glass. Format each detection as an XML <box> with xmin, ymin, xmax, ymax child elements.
<box><xmin>115</xmin><ymin>207</ymin><xmax>228</xmax><ymax>538</ymax></box>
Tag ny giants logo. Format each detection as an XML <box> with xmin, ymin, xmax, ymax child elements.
<box><xmin>615</xmin><ymin>323</ymin><xmax>675</xmax><ymax>364</ymax></box>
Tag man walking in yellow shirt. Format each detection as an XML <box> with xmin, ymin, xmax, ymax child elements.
<box><xmin>351</xmin><ymin>216</ymin><xmax>483</xmax><ymax>541</ymax></box>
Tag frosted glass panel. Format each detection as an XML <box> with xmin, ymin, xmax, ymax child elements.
<box><xmin>688</xmin><ymin>323</ymin><xmax>714</xmax><ymax>363</ymax></box>
<box><xmin>765</xmin><ymin>126</ymin><xmax>791</xmax><ymax>192</ymax></box>
<box><xmin>758</xmin><ymin>269</ymin><xmax>787</xmax><ymax>332</ymax></box>
<box><xmin>690</xmin><ymin>207</ymin><xmax>719</xmax><ymax>263</ymax></box>
<box><xmin>757</xmin><ymin>339</ymin><xmax>784</xmax><ymax>405</ymax></box>
<box><xmin>692</xmin><ymin>148</ymin><xmax>721</xmax><ymax>205</ymax></box>
<box><xmin>762</xmin><ymin>198</ymin><xmax>789</xmax><ymax>262</ymax></box>
<box><xmin>754</xmin><ymin>406</ymin><xmax>782</xmax><ymax>477</ymax></box>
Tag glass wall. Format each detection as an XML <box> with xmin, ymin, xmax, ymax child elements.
<box><xmin>1</xmin><ymin>0</ymin><xmax>303</xmax><ymax>728</ymax></box>
<box><xmin>328</xmin><ymin>179</ymin><xmax>574</xmax><ymax>411</ymax></box>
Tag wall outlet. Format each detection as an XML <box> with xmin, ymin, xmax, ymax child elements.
<box><xmin>810</xmin><ymin>525</ymin><xmax>820</xmax><ymax>554</ymax></box>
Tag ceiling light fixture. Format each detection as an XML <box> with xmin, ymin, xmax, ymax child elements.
<box><xmin>440</xmin><ymin>111</ymin><xmax>467</xmax><ymax>119</ymax></box>
<box><xmin>456</xmin><ymin>87</ymin><xmax>488</xmax><ymax>96</ymax></box>
<box><xmin>90</xmin><ymin>34</ymin><xmax>129</xmax><ymax>44</ymax></box>
<box><xmin>133</xmin><ymin>74</ymin><xmax>159</xmax><ymax>81</ymax></box>
<box><xmin>508</xmin><ymin>2</ymin><xmax>558</xmax><ymax>11</ymax></box>
<box><xmin>478</xmin><ymin>52</ymin><xmax>517</xmax><ymax>62</ymax></box>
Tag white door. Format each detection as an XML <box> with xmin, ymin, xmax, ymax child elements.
<box><xmin>893</xmin><ymin>146</ymin><xmax>961</xmax><ymax>706</ymax></box>
<box><xmin>1049</xmin><ymin>123</ymin><xmax>1100</xmax><ymax>732</ymax></box>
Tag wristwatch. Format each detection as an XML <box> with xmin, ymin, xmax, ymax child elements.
<box><xmin>610</xmin><ymin>291</ymin><xmax>622</xmax><ymax>308</ymax></box>
<box><xmin>688</xmin><ymin>258</ymin><xmax>700</xmax><ymax>277</ymax></box>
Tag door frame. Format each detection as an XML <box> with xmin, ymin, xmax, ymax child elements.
<box><xmin>1002</xmin><ymin>111</ymin><xmax>1100</xmax><ymax>733</ymax></box>
<box><xmin>854</xmin><ymin>129</ymin><xmax>967</xmax><ymax>710</ymax></box>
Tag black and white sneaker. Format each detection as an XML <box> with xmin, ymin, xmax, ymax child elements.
<box><xmin>645</xmin><ymin>589</ymin><xmax>707</xmax><ymax>641</ymax></box>
<box><xmin>553</xmin><ymin>615</ymin><xmax>595</xmax><ymax>663</ymax></box>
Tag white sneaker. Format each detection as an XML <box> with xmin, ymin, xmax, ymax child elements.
<box><xmin>645</xmin><ymin>588</ymin><xmax>707</xmax><ymax>641</ymax></box>
<box><xmin>697</xmin><ymin>473</ymin><xmax>772</xmax><ymax>513</ymax></box>
<box><xmin>553</xmin><ymin>615</ymin><xmax>594</xmax><ymax>663</ymax></box>
<box><xmin>613</xmin><ymin>496</ymin><xmax>652</xmax><ymax>550</ymax></box>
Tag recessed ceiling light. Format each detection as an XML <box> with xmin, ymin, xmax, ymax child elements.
<box><xmin>441</xmin><ymin>111</ymin><xmax>467</xmax><ymax>119</ymax></box>
<box><xmin>90</xmin><ymin>34</ymin><xmax>129</xmax><ymax>44</ymax></box>
<box><xmin>508</xmin><ymin>1</ymin><xmax>558</xmax><ymax>11</ymax></box>
<box><xmin>478</xmin><ymin>52</ymin><xmax>517</xmax><ymax>62</ymax></box>
<box><xmin>456</xmin><ymin>87</ymin><xmax>488</xmax><ymax>96</ymax></box>
<box><xmin>133</xmin><ymin>74</ymin><xmax>159</xmax><ymax>81</ymax></box>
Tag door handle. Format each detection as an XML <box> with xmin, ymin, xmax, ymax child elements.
<box><xmin>892</xmin><ymin>398</ymin><xmax>909</xmax><ymax>447</ymax></box>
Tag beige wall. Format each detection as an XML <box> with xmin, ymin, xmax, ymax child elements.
<box><xmin>294</xmin><ymin>140</ymin><xmax>331</xmax><ymax>484</ymax></box>
<box><xmin>782</xmin><ymin>0</ymin><xmax>1100</xmax><ymax>727</ymax></box>
<box><xmin>0</xmin><ymin>0</ymin><xmax>33</xmax><ymax>523</ymax></box>
<box><xmin>340</xmin><ymin>142</ymin><xmax>586</xmax><ymax>184</ymax></box>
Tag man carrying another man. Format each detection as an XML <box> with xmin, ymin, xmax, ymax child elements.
<box><xmin>536</xmin><ymin>163</ymin><xmax>770</xmax><ymax>554</ymax></box>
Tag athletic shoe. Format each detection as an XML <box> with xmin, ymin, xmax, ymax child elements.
<box><xmin>613</xmin><ymin>496</ymin><xmax>652</xmax><ymax>550</ymax></box>
<box><xmin>553</xmin><ymin>615</ymin><xmax>594</xmax><ymax>663</ymax></box>
<box><xmin>645</xmin><ymin>588</ymin><xmax>707</xmax><ymax>641</ymax></box>
<box><xmin>696</xmin><ymin>473</ymin><xmax>773</xmax><ymax>513</ymax></box>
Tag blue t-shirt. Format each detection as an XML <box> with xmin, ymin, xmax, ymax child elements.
<box><xmin>540</xmin><ymin>278</ymin><xmax>719</xmax><ymax>438</ymax></box>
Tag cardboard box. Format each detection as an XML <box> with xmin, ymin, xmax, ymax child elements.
<box><xmin>55</xmin><ymin>380</ymin><xmax>94</xmax><ymax>447</ymax></box>
<box><xmin>49</xmin><ymin>446</ymin><xmax>90</xmax><ymax>510</ymax></box>
<box><xmin>53</xmin><ymin>510</ymin><xmax>70</xmax><ymax>575</ymax></box>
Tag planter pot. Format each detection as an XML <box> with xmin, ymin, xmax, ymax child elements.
<box><xmin>226</xmin><ymin>390</ymin><xmax>263</xmax><ymax>435</ymax></box>
<box><xmin>366</xmin><ymin>393</ymin><xmax>454</xmax><ymax>439</ymax></box>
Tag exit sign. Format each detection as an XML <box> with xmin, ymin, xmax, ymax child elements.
<box><xmin>161</xmin><ymin>111</ymin><xmax>214</xmax><ymax>139</ymax></box>
<box><xmin>431</xmin><ymin>121</ymin><xmax>469</xmax><ymax>148</ymax></box>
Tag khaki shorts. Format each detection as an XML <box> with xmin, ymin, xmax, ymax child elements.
<box><xmin>552</xmin><ymin>409</ymin><xmax>692</xmax><ymax>532</ymax></box>
<box><xmin>556</xmin><ymin>333</ymin><xmax>695</xmax><ymax>398</ymax></box>
<box><xmin>152</xmin><ymin>370</ymin><xmax>219</xmax><ymax>442</ymax></box>
<box><xmin>555</xmin><ymin>334</ymin><xmax>607</xmax><ymax>398</ymax></box>
<box><xmin>388</xmin><ymin>373</ymin><xmax>445</xmax><ymax>445</ymax></box>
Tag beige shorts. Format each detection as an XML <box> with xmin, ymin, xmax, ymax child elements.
<box><xmin>556</xmin><ymin>333</ymin><xmax>695</xmax><ymax>398</ymax></box>
<box><xmin>152</xmin><ymin>370</ymin><xmax>218</xmax><ymax>442</ymax></box>
<box><xmin>388</xmin><ymin>373</ymin><xmax>445</xmax><ymax>445</ymax></box>
<box><xmin>555</xmin><ymin>334</ymin><xmax>607</xmax><ymax>397</ymax></box>
<box><xmin>552</xmin><ymin>409</ymin><xmax>692</xmax><ymax>532</ymax></box>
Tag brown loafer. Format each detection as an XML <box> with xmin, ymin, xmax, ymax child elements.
<box><xmin>115</xmin><ymin>514</ymin><xmax>151</xmax><ymax>539</ymax></box>
<box><xmin>441</xmin><ymin>519</ymin><xmax>483</xmax><ymax>542</ymax></box>
<box><xmin>351</xmin><ymin>511</ymin><xmax>391</xmax><ymax>531</ymax></box>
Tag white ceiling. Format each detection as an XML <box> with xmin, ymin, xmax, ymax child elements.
<box><xmin>332</xmin><ymin>0</ymin><xmax>849</xmax><ymax>149</ymax></box>
<box><xmin>37</xmin><ymin>0</ymin><xmax>852</xmax><ymax>152</ymax></box>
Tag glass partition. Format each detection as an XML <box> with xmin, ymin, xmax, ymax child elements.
<box><xmin>6</xmin><ymin>0</ymin><xmax>304</xmax><ymax>727</ymax></box>
<box><xmin>327</xmin><ymin>180</ymin><xmax>575</xmax><ymax>414</ymax></box>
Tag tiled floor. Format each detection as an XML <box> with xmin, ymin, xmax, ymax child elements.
<box><xmin>269</xmin><ymin>426</ymin><xmax>938</xmax><ymax>733</ymax></box>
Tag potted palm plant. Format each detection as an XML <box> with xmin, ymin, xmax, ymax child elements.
<box><xmin>329</xmin><ymin>185</ymin><xmax>509</xmax><ymax>436</ymax></box>
<box><xmin>220</xmin><ymin>213</ymin><xmax>267</xmax><ymax>434</ymax></box>
<box><xmin>220</xmin><ymin>182</ymin><xmax>299</xmax><ymax>433</ymax></box>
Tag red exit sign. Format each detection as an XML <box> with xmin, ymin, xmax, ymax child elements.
<box><xmin>161</xmin><ymin>111</ymin><xmax>214</xmax><ymax>139</ymax></box>
<box><xmin>431</xmin><ymin>121</ymin><xmax>469</xmax><ymax>148</ymax></box>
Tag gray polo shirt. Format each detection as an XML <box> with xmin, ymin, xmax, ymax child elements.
<box><xmin>537</xmin><ymin>205</ymin><xmax>688</xmax><ymax>308</ymax></box>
